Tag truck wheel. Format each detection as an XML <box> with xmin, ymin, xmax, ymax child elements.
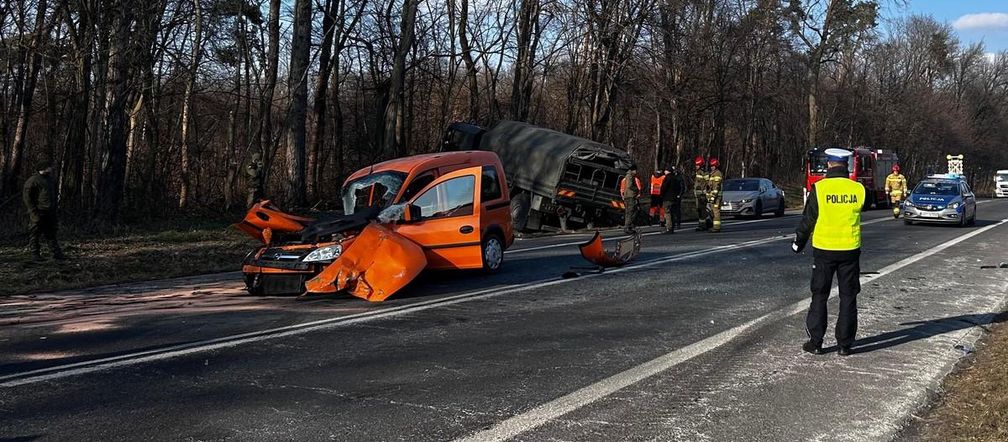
<box><xmin>511</xmin><ymin>192</ymin><xmax>531</xmax><ymax>231</ymax></box>
<box><xmin>481</xmin><ymin>233</ymin><xmax>504</xmax><ymax>273</ymax></box>
<box><xmin>774</xmin><ymin>199</ymin><xmax>785</xmax><ymax>217</ymax></box>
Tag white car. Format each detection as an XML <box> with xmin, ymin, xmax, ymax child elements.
<box><xmin>996</xmin><ymin>170</ymin><xmax>1008</xmax><ymax>198</ymax></box>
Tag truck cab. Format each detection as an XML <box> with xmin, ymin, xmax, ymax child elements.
<box><xmin>996</xmin><ymin>170</ymin><xmax>1008</xmax><ymax>198</ymax></box>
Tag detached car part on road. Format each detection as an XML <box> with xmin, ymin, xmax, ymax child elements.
<box><xmin>902</xmin><ymin>175</ymin><xmax>977</xmax><ymax>226</ymax></box>
<box><xmin>235</xmin><ymin>151</ymin><xmax>514</xmax><ymax>301</ymax></box>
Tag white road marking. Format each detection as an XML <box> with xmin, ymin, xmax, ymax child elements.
<box><xmin>0</xmin><ymin>231</ymin><xmax>795</xmax><ymax>387</ymax></box>
<box><xmin>457</xmin><ymin>217</ymin><xmax>1008</xmax><ymax>442</ymax></box>
<box><xmin>0</xmin><ymin>209</ymin><xmax>988</xmax><ymax>387</ymax></box>
<box><xmin>505</xmin><ymin>213</ymin><xmax>799</xmax><ymax>255</ymax></box>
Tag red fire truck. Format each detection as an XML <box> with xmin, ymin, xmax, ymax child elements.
<box><xmin>804</xmin><ymin>146</ymin><xmax>899</xmax><ymax>209</ymax></box>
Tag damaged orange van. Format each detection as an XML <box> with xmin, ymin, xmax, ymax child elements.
<box><xmin>235</xmin><ymin>151</ymin><xmax>514</xmax><ymax>301</ymax></box>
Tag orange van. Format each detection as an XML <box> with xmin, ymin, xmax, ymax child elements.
<box><xmin>236</xmin><ymin>151</ymin><xmax>514</xmax><ymax>300</ymax></box>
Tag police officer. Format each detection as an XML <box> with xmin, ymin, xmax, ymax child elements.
<box><xmin>23</xmin><ymin>159</ymin><xmax>65</xmax><ymax>261</ymax></box>
<box><xmin>792</xmin><ymin>148</ymin><xmax>865</xmax><ymax>357</ymax></box>
<box><xmin>706</xmin><ymin>157</ymin><xmax>724</xmax><ymax>233</ymax></box>
<box><xmin>660</xmin><ymin>166</ymin><xmax>683</xmax><ymax>234</ymax></box>
<box><xmin>885</xmin><ymin>164</ymin><xmax>908</xmax><ymax>219</ymax></box>
<box><xmin>693</xmin><ymin>156</ymin><xmax>708</xmax><ymax>231</ymax></box>
<box><xmin>620</xmin><ymin>165</ymin><xmax>642</xmax><ymax>234</ymax></box>
<box><xmin>246</xmin><ymin>152</ymin><xmax>265</xmax><ymax>207</ymax></box>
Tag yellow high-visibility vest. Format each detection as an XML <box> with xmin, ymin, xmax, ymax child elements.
<box><xmin>812</xmin><ymin>177</ymin><xmax>865</xmax><ymax>251</ymax></box>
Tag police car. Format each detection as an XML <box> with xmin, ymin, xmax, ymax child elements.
<box><xmin>902</xmin><ymin>174</ymin><xmax>977</xmax><ymax>226</ymax></box>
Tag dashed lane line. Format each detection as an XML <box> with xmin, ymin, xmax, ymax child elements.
<box><xmin>455</xmin><ymin>216</ymin><xmax>1008</xmax><ymax>442</ymax></box>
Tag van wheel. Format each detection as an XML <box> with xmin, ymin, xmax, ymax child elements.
<box><xmin>481</xmin><ymin>233</ymin><xmax>504</xmax><ymax>273</ymax></box>
<box><xmin>511</xmin><ymin>192</ymin><xmax>531</xmax><ymax>232</ymax></box>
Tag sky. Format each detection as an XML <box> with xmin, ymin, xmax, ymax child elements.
<box><xmin>895</xmin><ymin>0</ymin><xmax>1008</xmax><ymax>52</ymax></box>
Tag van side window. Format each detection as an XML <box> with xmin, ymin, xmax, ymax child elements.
<box><xmin>413</xmin><ymin>175</ymin><xmax>475</xmax><ymax>219</ymax></box>
<box><xmin>400</xmin><ymin>171</ymin><xmax>437</xmax><ymax>202</ymax></box>
<box><xmin>481</xmin><ymin>166</ymin><xmax>503</xmax><ymax>201</ymax></box>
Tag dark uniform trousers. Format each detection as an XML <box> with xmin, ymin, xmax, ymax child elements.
<box><xmin>806</xmin><ymin>250</ymin><xmax>861</xmax><ymax>348</ymax></box>
<box><xmin>29</xmin><ymin>210</ymin><xmax>61</xmax><ymax>255</ymax></box>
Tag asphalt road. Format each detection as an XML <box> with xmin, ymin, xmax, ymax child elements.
<box><xmin>2</xmin><ymin>201</ymin><xmax>1007</xmax><ymax>441</ymax></box>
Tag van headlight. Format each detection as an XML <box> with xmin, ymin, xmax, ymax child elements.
<box><xmin>303</xmin><ymin>245</ymin><xmax>343</xmax><ymax>263</ymax></box>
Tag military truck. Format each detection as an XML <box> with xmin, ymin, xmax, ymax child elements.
<box><xmin>443</xmin><ymin>120</ymin><xmax>635</xmax><ymax>231</ymax></box>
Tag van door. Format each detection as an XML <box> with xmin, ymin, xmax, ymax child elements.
<box><xmin>394</xmin><ymin>166</ymin><xmax>484</xmax><ymax>270</ymax></box>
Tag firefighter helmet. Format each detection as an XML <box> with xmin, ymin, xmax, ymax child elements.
<box><xmin>694</xmin><ymin>155</ymin><xmax>705</xmax><ymax>166</ymax></box>
<box><xmin>708</xmin><ymin>157</ymin><xmax>720</xmax><ymax>168</ymax></box>
<box><xmin>892</xmin><ymin>164</ymin><xmax>900</xmax><ymax>173</ymax></box>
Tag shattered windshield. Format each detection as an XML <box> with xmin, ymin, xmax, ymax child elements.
<box><xmin>341</xmin><ymin>171</ymin><xmax>407</xmax><ymax>215</ymax></box>
<box><xmin>913</xmin><ymin>181</ymin><xmax>959</xmax><ymax>196</ymax></box>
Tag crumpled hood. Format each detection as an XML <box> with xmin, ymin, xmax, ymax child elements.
<box><xmin>722</xmin><ymin>190</ymin><xmax>760</xmax><ymax>203</ymax></box>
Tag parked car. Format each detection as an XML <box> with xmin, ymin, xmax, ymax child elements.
<box><xmin>720</xmin><ymin>178</ymin><xmax>786</xmax><ymax>218</ymax></box>
<box><xmin>903</xmin><ymin>175</ymin><xmax>976</xmax><ymax>226</ymax></box>
<box><xmin>235</xmin><ymin>150</ymin><xmax>514</xmax><ymax>301</ymax></box>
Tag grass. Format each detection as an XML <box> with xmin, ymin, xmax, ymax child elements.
<box><xmin>0</xmin><ymin>221</ymin><xmax>256</xmax><ymax>297</ymax></box>
<box><xmin>913</xmin><ymin>311</ymin><xmax>1008</xmax><ymax>441</ymax></box>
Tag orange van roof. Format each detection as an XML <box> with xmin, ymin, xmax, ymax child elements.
<box><xmin>343</xmin><ymin>151</ymin><xmax>498</xmax><ymax>185</ymax></box>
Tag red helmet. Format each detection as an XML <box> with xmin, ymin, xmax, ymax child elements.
<box><xmin>708</xmin><ymin>157</ymin><xmax>720</xmax><ymax>167</ymax></box>
<box><xmin>694</xmin><ymin>155</ymin><xmax>705</xmax><ymax>166</ymax></box>
<box><xmin>892</xmin><ymin>164</ymin><xmax>900</xmax><ymax>172</ymax></box>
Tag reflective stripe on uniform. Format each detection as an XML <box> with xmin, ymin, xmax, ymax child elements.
<box><xmin>812</xmin><ymin>178</ymin><xmax>865</xmax><ymax>251</ymax></box>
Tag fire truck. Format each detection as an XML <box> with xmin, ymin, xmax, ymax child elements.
<box><xmin>804</xmin><ymin>146</ymin><xmax>899</xmax><ymax>209</ymax></box>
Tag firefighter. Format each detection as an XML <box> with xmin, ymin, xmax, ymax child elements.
<box><xmin>246</xmin><ymin>152</ymin><xmax>265</xmax><ymax>207</ymax></box>
<box><xmin>648</xmin><ymin>170</ymin><xmax>666</xmax><ymax>224</ymax></box>
<box><xmin>792</xmin><ymin>148</ymin><xmax>865</xmax><ymax>357</ymax></box>
<box><xmin>660</xmin><ymin>166</ymin><xmax>684</xmax><ymax>234</ymax></box>
<box><xmin>620</xmin><ymin>165</ymin><xmax>642</xmax><ymax>234</ymax></box>
<box><xmin>706</xmin><ymin>157</ymin><xmax>724</xmax><ymax>233</ymax></box>
<box><xmin>23</xmin><ymin>158</ymin><xmax>65</xmax><ymax>261</ymax></box>
<box><xmin>885</xmin><ymin>164</ymin><xmax>908</xmax><ymax>219</ymax></box>
<box><xmin>693</xmin><ymin>156</ymin><xmax>708</xmax><ymax>231</ymax></box>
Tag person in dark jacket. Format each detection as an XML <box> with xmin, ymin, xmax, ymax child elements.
<box><xmin>246</xmin><ymin>152</ymin><xmax>265</xmax><ymax>207</ymax></box>
<box><xmin>23</xmin><ymin>159</ymin><xmax>64</xmax><ymax>261</ymax></box>
<box><xmin>660</xmin><ymin>166</ymin><xmax>684</xmax><ymax>233</ymax></box>
<box><xmin>792</xmin><ymin>148</ymin><xmax>865</xmax><ymax>356</ymax></box>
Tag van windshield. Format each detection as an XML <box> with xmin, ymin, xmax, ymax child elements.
<box><xmin>341</xmin><ymin>172</ymin><xmax>407</xmax><ymax>215</ymax></box>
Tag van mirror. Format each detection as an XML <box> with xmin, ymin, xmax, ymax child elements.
<box><xmin>403</xmin><ymin>204</ymin><xmax>422</xmax><ymax>223</ymax></box>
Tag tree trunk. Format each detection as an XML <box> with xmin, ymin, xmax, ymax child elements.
<box><xmin>95</xmin><ymin>1</ymin><xmax>133</xmax><ymax>223</ymax></box>
<box><xmin>511</xmin><ymin>0</ymin><xmax>541</xmax><ymax>122</ymax></box>
<box><xmin>178</xmin><ymin>0</ymin><xmax>203</xmax><ymax>210</ymax></box>
<box><xmin>309</xmin><ymin>0</ymin><xmax>338</xmax><ymax>202</ymax></box>
<box><xmin>286</xmin><ymin>0</ymin><xmax>312</xmax><ymax>206</ymax></box>
<box><xmin>459</xmin><ymin>0</ymin><xmax>479</xmax><ymax>120</ymax></box>
<box><xmin>2</xmin><ymin>0</ymin><xmax>49</xmax><ymax>196</ymax></box>
<box><xmin>382</xmin><ymin>0</ymin><xmax>419</xmax><ymax>158</ymax></box>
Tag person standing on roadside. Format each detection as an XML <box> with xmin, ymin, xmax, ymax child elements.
<box><xmin>706</xmin><ymin>157</ymin><xmax>724</xmax><ymax>233</ymax></box>
<box><xmin>792</xmin><ymin>148</ymin><xmax>865</xmax><ymax>357</ymax></box>
<box><xmin>693</xmin><ymin>156</ymin><xmax>708</xmax><ymax>231</ymax></box>
<box><xmin>660</xmin><ymin>166</ymin><xmax>683</xmax><ymax>234</ymax></box>
<box><xmin>648</xmin><ymin>170</ymin><xmax>666</xmax><ymax>225</ymax></box>
<box><xmin>246</xmin><ymin>152</ymin><xmax>265</xmax><ymax>207</ymax></box>
<box><xmin>23</xmin><ymin>158</ymin><xmax>65</xmax><ymax>261</ymax></box>
<box><xmin>620</xmin><ymin>165</ymin><xmax>642</xmax><ymax>234</ymax></box>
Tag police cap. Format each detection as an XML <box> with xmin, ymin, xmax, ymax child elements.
<box><xmin>824</xmin><ymin>148</ymin><xmax>852</xmax><ymax>162</ymax></box>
